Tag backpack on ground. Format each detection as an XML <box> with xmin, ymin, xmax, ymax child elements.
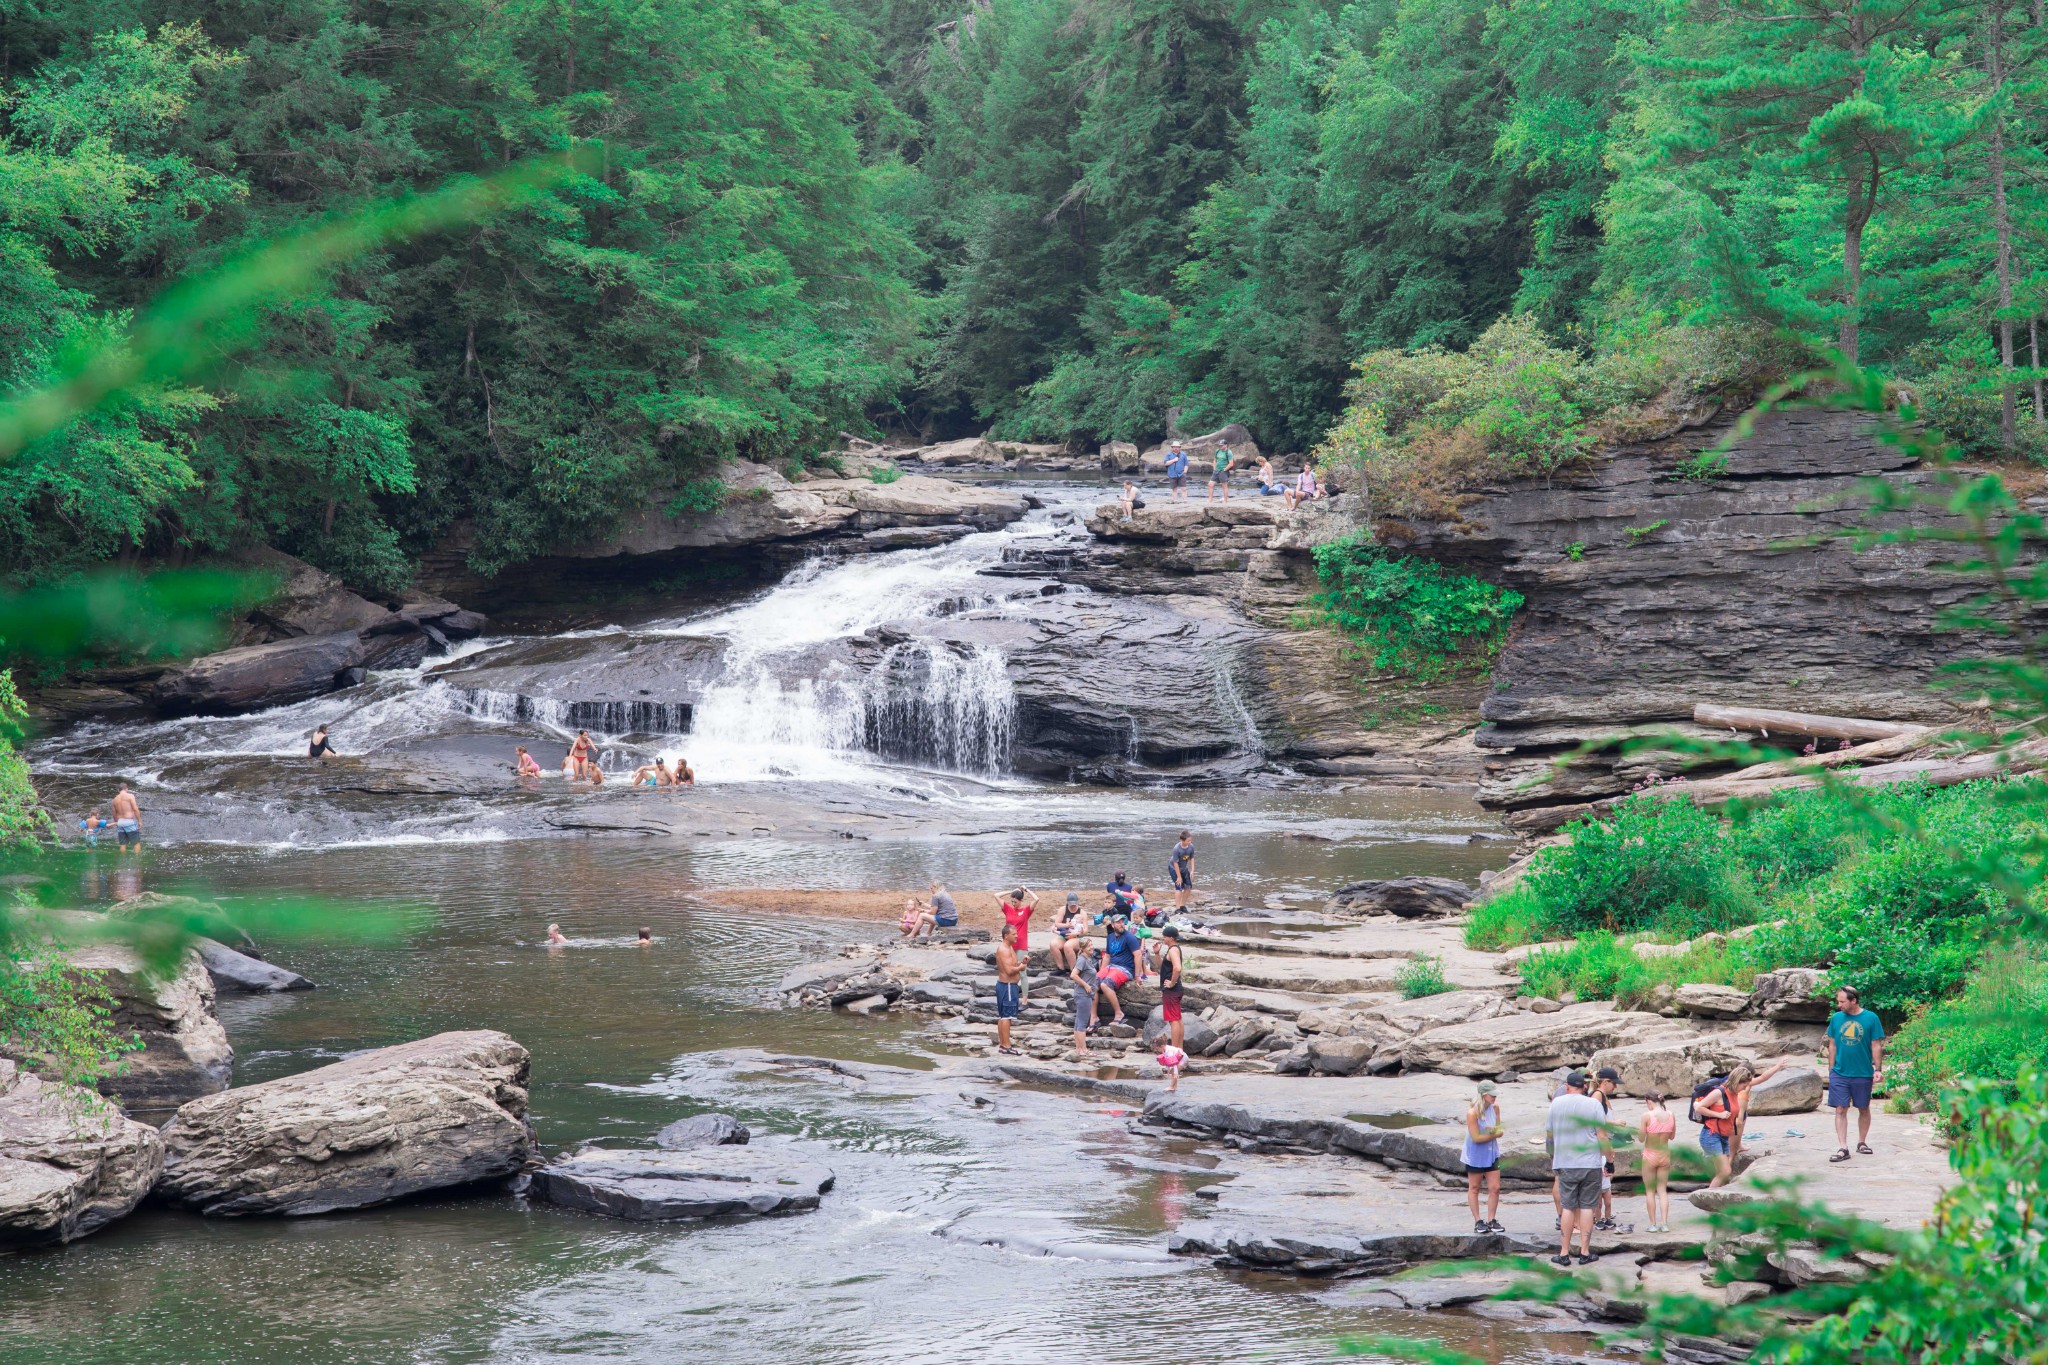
<box><xmin>1688</xmin><ymin>1076</ymin><xmax>1728</xmax><ymax>1126</ymax></box>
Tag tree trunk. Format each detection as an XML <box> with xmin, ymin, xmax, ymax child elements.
<box><xmin>1840</xmin><ymin>176</ymin><xmax>1864</xmax><ymax>365</ymax></box>
<box><xmin>1691</xmin><ymin>702</ymin><xmax>1922</xmax><ymax>741</ymax></box>
<box><xmin>2034</xmin><ymin>316</ymin><xmax>2045</xmax><ymax>423</ymax></box>
<box><xmin>1990</xmin><ymin>8</ymin><xmax>2018</xmax><ymax>448</ymax></box>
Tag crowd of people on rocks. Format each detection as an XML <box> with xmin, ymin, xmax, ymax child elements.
<box><xmin>1119</xmin><ymin>440</ymin><xmax>1326</xmax><ymax>519</ymax></box>
<box><xmin>899</xmin><ymin>833</ymin><xmax>1206</xmax><ymax>1088</ymax></box>
<box><xmin>514</xmin><ymin>728</ymin><xmax>696</xmax><ymax>787</ymax></box>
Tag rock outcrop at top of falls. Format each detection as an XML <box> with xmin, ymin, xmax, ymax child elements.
<box><xmin>1379</xmin><ymin>407</ymin><xmax>1985</xmax><ymax>833</ymax></box>
<box><xmin>33</xmin><ymin>547</ymin><xmax>487</xmax><ymax>721</ymax></box>
<box><xmin>550</xmin><ymin>459</ymin><xmax>1030</xmax><ymax>557</ymax></box>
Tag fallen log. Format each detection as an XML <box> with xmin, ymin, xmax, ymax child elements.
<box><xmin>1650</xmin><ymin>739</ymin><xmax>2048</xmax><ymax>811</ymax></box>
<box><xmin>1721</xmin><ymin>729</ymin><xmax>1937</xmax><ymax>782</ymax></box>
<box><xmin>1693</xmin><ymin>703</ymin><xmax>1926</xmax><ymax>742</ymax></box>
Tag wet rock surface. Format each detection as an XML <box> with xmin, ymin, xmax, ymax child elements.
<box><xmin>156</xmin><ymin>1030</ymin><xmax>536</xmax><ymax>1216</ymax></box>
<box><xmin>654</xmin><ymin>1113</ymin><xmax>751</xmax><ymax>1149</ymax></box>
<box><xmin>195</xmin><ymin>938</ymin><xmax>314</xmax><ymax>994</ymax></box>
<box><xmin>534</xmin><ymin>1144</ymin><xmax>834</xmax><ymax>1221</ymax></box>
<box><xmin>1327</xmin><ymin>877</ymin><xmax>1474</xmax><ymax>918</ymax></box>
<box><xmin>0</xmin><ymin>1060</ymin><xmax>164</xmax><ymax>1248</ymax></box>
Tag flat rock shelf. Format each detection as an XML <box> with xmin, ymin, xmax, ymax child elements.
<box><xmin>534</xmin><ymin>1145</ymin><xmax>836</xmax><ymax>1221</ymax></box>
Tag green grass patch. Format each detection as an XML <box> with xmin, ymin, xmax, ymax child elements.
<box><xmin>868</xmin><ymin>464</ymin><xmax>902</xmax><ymax>484</ymax></box>
<box><xmin>1306</xmin><ymin>532</ymin><xmax>1522</xmax><ymax>681</ymax></box>
<box><xmin>1397</xmin><ymin>954</ymin><xmax>1451</xmax><ymax>998</ymax></box>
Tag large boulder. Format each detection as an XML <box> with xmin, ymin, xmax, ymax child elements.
<box><xmin>234</xmin><ymin>547</ymin><xmax>395</xmax><ymax>643</ymax></box>
<box><xmin>1674</xmin><ymin>983</ymin><xmax>1751</xmax><ymax>1018</ymax></box>
<box><xmin>1586</xmin><ymin>1037</ymin><xmax>1747</xmax><ymax>1098</ymax></box>
<box><xmin>1307</xmin><ymin>1036</ymin><xmax>1375</xmax><ymax>1076</ymax></box>
<box><xmin>1142</xmin><ymin>1008</ymin><xmax>1219</xmax><ymax>1056</ymax></box>
<box><xmin>195</xmin><ymin>939</ymin><xmax>314</xmax><ymax>994</ymax></box>
<box><xmin>156</xmin><ymin>1030</ymin><xmax>536</xmax><ymax>1216</ymax></box>
<box><xmin>1327</xmin><ymin>877</ymin><xmax>1474</xmax><ymax>918</ymax></box>
<box><xmin>1750</xmin><ymin>968</ymin><xmax>1831</xmax><ymax>1023</ymax></box>
<box><xmin>1748</xmin><ymin>1066</ymin><xmax>1825</xmax><ymax>1115</ymax></box>
<box><xmin>1364</xmin><ymin>990</ymin><xmax>1508</xmax><ymax>1036</ymax></box>
<box><xmin>534</xmin><ymin>1145</ymin><xmax>834</xmax><ymax>1221</ymax></box>
<box><xmin>62</xmin><ymin>944</ymin><xmax>231</xmax><ymax>1121</ymax></box>
<box><xmin>913</xmin><ymin>436</ymin><xmax>997</xmax><ymax>466</ymax></box>
<box><xmin>1400</xmin><ymin>1006</ymin><xmax>1678</xmax><ymax>1077</ymax></box>
<box><xmin>0</xmin><ymin>1060</ymin><xmax>163</xmax><ymax>1248</ymax></box>
<box><xmin>149</xmin><ymin>631</ymin><xmax>369</xmax><ymax>714</ymax></box>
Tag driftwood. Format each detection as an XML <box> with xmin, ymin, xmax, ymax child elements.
<box><xmin>1721</xmin><ymin>729</ymin><xmax>1937</xmax><ymax>782</ymax></box>
<box><xmin>1649</xmin><ymin>739</ymin><xmax>2048</xmax><ymax>812</ymax></box>
<box><xmin>1693</xmin><ymin>703</ymin><xmax>1926</xmax><ymax>742</ymax></box>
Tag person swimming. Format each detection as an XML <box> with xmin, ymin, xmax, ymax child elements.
<box><xmin>546</xmin><ymin>922</ymin><xmax>568</xmax><ymax>946</ymax></box>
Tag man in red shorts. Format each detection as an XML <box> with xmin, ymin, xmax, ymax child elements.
<box><xmin>1155</xmin><ymin>924</ymin><xmax>1186</xmax><ymax>1050</ymax></box>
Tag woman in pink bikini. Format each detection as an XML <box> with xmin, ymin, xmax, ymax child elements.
<box><xmin>1639</xmin><ymin>1093</ymin><xmax>1677</xmax><ymax>1232</ymax></box>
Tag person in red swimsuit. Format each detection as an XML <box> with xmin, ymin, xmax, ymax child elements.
<box><xmin>999</xmin><ymin>887</ymin><xmax>1038</xmax><ymax>951</ymax></box>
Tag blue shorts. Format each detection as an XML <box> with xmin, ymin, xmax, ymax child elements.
<box><xmin>1699</xmin><ymin>1129</ymin><xmax>1729</xmax><ymax>1157</ymax></box>
<box><xmin>1828</xmin><ymin>1072</ymin><xmax>1874</xmax><ymax>1109</ymax></box>
<box><xmin>994</xmin><ymin>981</ymin><xmax>1022</xmax><ymax>1020</ymax></box>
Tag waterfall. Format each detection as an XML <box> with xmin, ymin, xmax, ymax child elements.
<box><xmin>863</xmin><ymin>643</ymin><xmax>1015</xmax><ymax>776</ymax></box>
<box><xmin>449</xmin><ymin>688</ymin><xmax>693</xmax><ymax>738</ymax></box>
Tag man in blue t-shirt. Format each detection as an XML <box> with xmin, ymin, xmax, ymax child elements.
<box><xmin>1162</xmin><ymin>443</ymin><xmax>1190</xmax><ymax>501</ymax></box>
<box><xmin>1823</xmin><ymin>984</ymin><xmax>1886</xmax><ymax>1163</ymax></box>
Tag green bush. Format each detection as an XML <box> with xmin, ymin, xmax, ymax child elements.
<box><xmin>1397</xmin><ymin>953</ymin><xmax>1451</xmax><ymax>999</ymax></box>
<box><xmin>868</xmin><ymin>464</ymin><xmax>903</xmax><ymax>485</ymax></box>
<box><xmin>1891</xmin><ymin>951</ymin><xmax>2048</xmax><ymax>1106</ymax></box>
<box><xmin>1522</xmin><ymin>793</ymin><xmax>1759</xmax><ymax>938</ymax></box>
<box><xmin>1307</xmin><ymin>533</ymin><xmax>1523</xmax><ymax>680</ymax></box>
<box><xmin>1517</xmin><ymin>931</ymin><xmax>1756</xmax><ymax>1008</ymax></box>
<box><xmin>666</xmin><ymin>478</ymin><xmax>729</xmax><ymax>516</ymax></box>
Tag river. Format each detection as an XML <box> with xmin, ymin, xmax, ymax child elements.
<box><xmin>5</xmin><ymin>485</ymin><xmax>1588</xmax><ymax>1365</ymax></box>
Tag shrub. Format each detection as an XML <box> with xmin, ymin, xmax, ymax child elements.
<box><xmin>1306</xmin><ymin>533</ymin><xmax>1522</xmax><ymax>680</ymax></box>
<box><xmin>1522</xmin><ymin>793</ymin><xmax>1759</xmax><ymax>938</ymax></box>
<box><xmin>1398</xmin><ymin>954</ymin><xmax>1451</xmax><ymax>999</ymax></box>
<box><xmin>868</xmin><ymin>464</ymin><xmax>903</xmax><ymax>485</ymax></box>
<box><xmin>1463</xmin><ymin>882</ymin><xmax>1553</xmax><ymax>950</ymax></box>
<box><xmin>1517</xmin><ymin>931</ymin><xmax>1755</xmax><ymax>1007</ymax></box>
<box><xmin>1891</xmin><ymin>950</ymin><xmax>2048</xmax><ymax>1106</ymax></box>
<box><xmin>667</xmin><ymin>478</ymin><xmax>728</xmax><ymax>515</ymax></box>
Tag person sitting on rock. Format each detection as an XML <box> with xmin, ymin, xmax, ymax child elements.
<box><xmin>516</xmin><ymin>747</ymin><xmax>542</xmax><ymax>778</ymax></box>
<box><xmin>928</xmin><ymin>880</ymin><xmax>959</xmax><ymax>931</ymax></box>
<box><xmin>1119</xmin><ymin>479</ymin><xmax>1146</xmax><ymax>519</ymax></box>
<box><xmin>1049</xmin><ymin>892</ymin><xmax>1089</xmax><ymax>972</ymax></box>
<box><xmin>1284</xmin><ymin>463</ymin><xmax>1320</xmax><ymax>511</ymax></box>
<box><xmin>1253</xmin><ymin>454</ymin><xmax>1285</xmax><ymax>495</ymax></box>
<box><xmin>900</xmin><ymin>897</ymin><xmax>934</xmax><ymax>938</ymax></box>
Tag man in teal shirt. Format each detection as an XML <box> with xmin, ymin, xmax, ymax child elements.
<box><xmin>1823</xmin><ymin>984</ymin><xmax>1885</xmax><ymax>1163</ymax></box>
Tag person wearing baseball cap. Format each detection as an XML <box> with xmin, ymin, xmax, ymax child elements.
<box><xmin>1464</xmin><ymin>1080</ymin><xmax>1505</xmax><ymax>1234</ymax></box>
<box><xmin>1155</xmin><ymin>924</ymin><xmax>1187</xmax><ymax>1052</ymax></box>
<box><xmin>1593</xmin><ymin>1067</ymin><xmax>1623</xmax><ymax>1229</ymax></box>
<box><xmin>1547</xmin><ymin>1070</ymin><xmax>1610</xmax><ymax>1265</ymax></box>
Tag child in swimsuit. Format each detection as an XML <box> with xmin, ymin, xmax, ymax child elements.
<box><xmin>1640</xmin><ymin>1093</ymin><xmax>1677</xmax><ymax>1232</ymax></box>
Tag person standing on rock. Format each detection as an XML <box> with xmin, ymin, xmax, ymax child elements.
<box><xmin>1464</xmin><ymin>1080</ymin><xmax>1504</xmax><ymax>1234</ymax></box>
<box><xmin>1824</xmin><ymin>985</ymin><xmax>1885</xmax><ymax>1164</ymax></box>
<box><xmin>1207</xmin><ymin>442</ymin><xmax>1236</xmax><ymax>503</ymax></box>
<box><xmin>569</xmin><ymin>729</ymin><xmax>594</xmax><ymax>779</ymax></box>
<box><xmin>1639</xmin><ymin>1094</ymin><xmax>1676</xmax><ymax>1232</ymax></box>
<box><xmin>111</xmin><ymin>783</ymin><xmax>142</xmax><ymax>851</ymax></box>
<box><xmin>1155</xmin><ymin>925</ymin><xmax>1186</xmax><ymax>1052</ymax></box>
<box><xmin>999</xmin><ymin>887</ymin><xmax>1037</xmax><ymax>951</ymax></box>
<box><xmin>1547</xmin><ymin>1070</ymin><xmax>1609</xmax><ymax>1266</ymax></box>
<box><xmin>994</xmin><ymin>923</ymin><xmax>1024</xmax><ymax>1056</ymax></box>
<box><xmin>1168</xmin><ymin>832</ymin><xmax>1195</xmax><ymax>910</ymax></box>
<box><xmin>1164</xmin><ymin>442</ymin><xmax>1190</xmax><ymax>501</ymax></box>
<box><xmin>1593</xmin><ymin>1066</ymin><xmax>1621</xmax><ymax>1230</ymax></box>
<box><xmin>1070</xmin><ymin>945</ymin><xmax>1100</xmax><ymax>1054</ymax></box>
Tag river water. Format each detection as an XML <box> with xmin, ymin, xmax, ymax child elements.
<box><xmin>4</xmin><ymin>486</ymin><xmax>1587</xmax><ymax>1365</ymax></box>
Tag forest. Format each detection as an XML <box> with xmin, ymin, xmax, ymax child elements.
<box><xmin>0</xmin><ymin>0</ymin><xmax>2043</xmax><ymax>586</ymax></box>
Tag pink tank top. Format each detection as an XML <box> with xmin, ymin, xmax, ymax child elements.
<box><xmin>1643</xmin><ymin>1110</ymin><xmax>1677</xmax><ymax>1138</ymax></box>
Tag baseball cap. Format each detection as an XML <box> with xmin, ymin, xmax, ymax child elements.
<box><xmin>1476</xmin><ymin>1080</ymin><xmax>1497</xmax><ymax>1095</ymax></box>
<box><xmin>1564</xmin><ymin>1069</ymin><xmax>1588</xmax><ymax>1088</ymax></box>
<box><xmin>1594</xmin><ymin>1067</ymin><xmax>1621</xmax><ymax>1084</ymax></box>
<box><xmin>1161</xmin><ymin>925</ymin><xmax>1181</xmax><ymax>939</ymax></box>
<box><xmin>1065</xmin><ymin>891</ymin><xmax>1080</xmax><ymax>904</ymax></box>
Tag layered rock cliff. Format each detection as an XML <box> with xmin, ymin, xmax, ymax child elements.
<box><xmin>1383</xmin><ymin>408</ymin><xmax>1983</xmax><ymax>832</ymax></box>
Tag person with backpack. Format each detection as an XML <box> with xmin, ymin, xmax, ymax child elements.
<box><xmin>1691</xmin><ymin>1060</ymin><xmax>1788</xmax><ymax>1187</ymax></box>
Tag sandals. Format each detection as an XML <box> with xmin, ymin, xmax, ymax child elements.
<box><xmin>1830</xmin><ymin>1148</ymin><xmax>1851</xmax><ymax>1162</ymax></box>
<box><xmin>1857</xmin><ymin>1143</ymin><xmax>1874</xmax><ymax>1155</ymax></box>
